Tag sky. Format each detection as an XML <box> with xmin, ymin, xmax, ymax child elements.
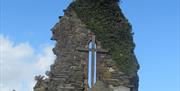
<box><xmin>0</xmin><ymin>0</ymin><xmax>180</xmax><ymax>91</ymax></box>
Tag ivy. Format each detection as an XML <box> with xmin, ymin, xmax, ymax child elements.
<box><xmin>71</xmin><ymin>0</ymin><xmax>137</xmax><ymax>75</ymax></box>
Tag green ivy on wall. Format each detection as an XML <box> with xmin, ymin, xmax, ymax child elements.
<box><xmin>71</xmin><ymin>0</ymin><xmax>138</xmax><ymax>75</ymax></box>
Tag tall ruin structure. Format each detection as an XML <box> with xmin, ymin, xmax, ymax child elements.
<box><xmin>34</xmin><ymin>0</ymin><xmax>140</xmax><ymax>91</ymax></box>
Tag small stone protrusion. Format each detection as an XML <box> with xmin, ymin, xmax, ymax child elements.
<box><xmin>59</xmin><ymin>16</ymin><xmax>63</xmax><ymax>19</ymax></box>
<box><xmin>45</xmin><ymin>71</ymin><xmax>50</xmax><ymax>76</ymax></box>
<box><xmin>35</xmin><ymin>75</ymin><xmax>45</xmax><ymax>82</ymax></box>
<box><xmin>63</xmin><ymin>9</ymin><xmax>66</xmax><ymax>12</ymax></box>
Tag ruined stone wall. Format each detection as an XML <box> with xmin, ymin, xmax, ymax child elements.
<box><xmin>34</xmin><ymin>1</ymin><xmax>139</xmax><ymax>91</ymax></box>
<box><xmin>34</xmin><ymin>7</ymin><xmax>91</xmax><ymax>91</ymax></box>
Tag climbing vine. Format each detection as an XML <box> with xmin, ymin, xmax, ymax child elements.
<box><xmin>71</xmin><ymin>0</ymin><xmax>138</xmax><ymax>75</ymax></box>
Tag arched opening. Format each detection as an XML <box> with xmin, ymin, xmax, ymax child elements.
<box><xmin>88</xmin><ymin>41</ymin><xmax>97</xmax><ymax>88</ymax></box>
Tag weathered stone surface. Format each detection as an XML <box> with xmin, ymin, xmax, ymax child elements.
<box><xmin>34</xmin><ymin>1</ymin><xmax>139</xmax><ymax>91</ymax></box>
<box><xmin>110</xmin><ymin>86</ymin><xmax>130</xmax><ymax>91</ymax></box>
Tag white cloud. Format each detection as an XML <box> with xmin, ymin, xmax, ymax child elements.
<box><xmin>0</xmin><ymin>34</ymin><xmax>56</xmax><ymax>91</ymax></box>
<box><xmin>36</xmin><ymin>46</ymin><xmax>55</xmax><ymax>71</ymax></box>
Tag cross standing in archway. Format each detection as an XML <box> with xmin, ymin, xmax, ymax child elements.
<box><xmin>77</xmin><ymin>32</ymin><xmax>108</xmax><ymax>91</ymax></box>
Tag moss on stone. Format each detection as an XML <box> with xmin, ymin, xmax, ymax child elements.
<box><xmin>71</xmin><ymin>0</ymin><xmax>137</xmax><ymax>75</ymax></box>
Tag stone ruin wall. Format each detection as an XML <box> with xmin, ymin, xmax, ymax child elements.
<box><xmin>34</xmin><ymin>5</ymin><xmax>139</xmax><ymax>91</ymax></box>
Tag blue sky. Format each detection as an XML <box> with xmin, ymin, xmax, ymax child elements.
<box><xmin>0</xmin><ymin>0</ymin><xmax>180</xmax><ymax>91</ymax></box>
